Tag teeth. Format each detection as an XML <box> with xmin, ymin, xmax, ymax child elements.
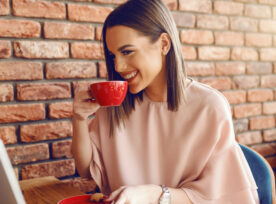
<box><xmin>124</xmin><ymin>71</ymin><xmax>137</xmax><ymax>80</ymax></box>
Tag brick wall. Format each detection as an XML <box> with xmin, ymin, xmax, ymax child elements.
<box><xmin>0</xmin><ymin>0</ymin><xmax>275</xmax><ymax>192</ymax></box>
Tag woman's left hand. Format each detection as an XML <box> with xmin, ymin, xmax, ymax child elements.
<box><xmin>105</xmin><ymin>184</ymin><xmax>162</xmax><ymax>204</ymax></box>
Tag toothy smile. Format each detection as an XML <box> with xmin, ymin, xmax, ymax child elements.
<box><xmin>122</xmin><ymin>71</ymin><xmax>138</xmax><ymax>80</ymax></box>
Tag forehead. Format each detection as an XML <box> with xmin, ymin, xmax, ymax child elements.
<box><xmin>105</xmin><ymin>25</ymin><xmax>150</xmax><ymax>51</ymax></box>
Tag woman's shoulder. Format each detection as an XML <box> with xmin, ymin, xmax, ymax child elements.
<box><xmin>185</xmin><ymin>79</ymin><xmax>231</xmax><ymax>114</ymax></box>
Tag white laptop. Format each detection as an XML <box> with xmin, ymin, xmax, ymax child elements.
<box><xmin>0</xmin><ymin>139</ymin><xmax>26</xmax><ymax>204</ymax></box>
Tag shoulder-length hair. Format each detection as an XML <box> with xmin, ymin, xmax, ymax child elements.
<box><xmin>102</xmin><ymin>0</ymin><xmax>187</xmax><ymax>136</ymax></box>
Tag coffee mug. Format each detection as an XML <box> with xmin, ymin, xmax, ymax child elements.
<box><xmin>90</xmin><ymin>81</ymin><xmax>128</xmax><ymax>106</ymax></box>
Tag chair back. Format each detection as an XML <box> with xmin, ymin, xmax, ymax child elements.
<box><xmin>239</xmin><ymin>144</ymin><xmax>276</xmax><ymax>204</ymax></box>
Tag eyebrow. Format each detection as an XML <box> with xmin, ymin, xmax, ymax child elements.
<box><xmin>118</xmin><ymin>44</ymin><xmax>134</xmax><ymax>51</ymax></box>
<box><xmin>108</xmin><ymin>44</ymin><xmax>134</xmax><ymax>55</ymax></box>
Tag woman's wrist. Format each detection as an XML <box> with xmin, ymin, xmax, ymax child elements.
<box><xmin>73</xmin><ymin>112</ymin><xmax>88</xmax><ymax>121</ymax></box>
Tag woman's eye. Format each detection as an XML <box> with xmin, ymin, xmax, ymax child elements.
<box><xmin>122</xmin><ymin>50</ymin><xmax>133</xmax><ymax>55</ymax></box>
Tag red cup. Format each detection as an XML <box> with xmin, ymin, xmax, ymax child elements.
<box><xmin>90</xmin><ymin>81</ymin><xmax>128</xmax><ymax>106</ymax></box>
<box><xmin>58</xmin><ymin>195</ymin><xmax>111</xmax><ymax>204</ymax></box>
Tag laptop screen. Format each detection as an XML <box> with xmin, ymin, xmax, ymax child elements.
<box><xmin>0</xmin><ymin>139</ymin><xmax>26</xmax><ymax>204</ymax></box>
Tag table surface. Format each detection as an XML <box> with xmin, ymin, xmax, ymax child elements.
<box><xmin>19</xmin><ymin>176</ymin><xmax>85</xmax><ymax>204</ymax></box>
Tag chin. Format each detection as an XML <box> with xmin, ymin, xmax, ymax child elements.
<box><xmin>128</xmin><ymin>86</ymin><xmax>142</xmax><ymax>94</ymax></box>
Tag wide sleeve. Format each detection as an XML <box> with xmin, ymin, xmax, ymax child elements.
<box><xmin>178</xmin><ymin>92</ymin><xmax>259</xmax><ymax>203</ymax></box>
<box><xmin>88</xmin><ymin>110</ymin><xmax>110</xmax><ymax>194</ymax></box>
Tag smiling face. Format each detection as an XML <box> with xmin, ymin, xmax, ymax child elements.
<box><xmin>105</xmin><ymin>25</ymin><xmax>169</xmax><ymax>101</ymax></box>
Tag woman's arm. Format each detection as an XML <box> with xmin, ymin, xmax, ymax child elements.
<box><xmin>72</xmin><ymin>87</ymin><xmax>100</xmax><ymax>178</ymax></box>
<box><xmin>105</xmin><ymin>184</ymin><xmax>193</xmax><ymax>204</ymax></box>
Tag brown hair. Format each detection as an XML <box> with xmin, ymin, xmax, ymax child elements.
<box><xmin>102</xmin><ymin>0</ymin><xmax>187</xmax><ymax>136</ymax></box>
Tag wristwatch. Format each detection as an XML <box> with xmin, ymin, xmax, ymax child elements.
<box><xmin>159</xmin><ymin>185</ymin><xmax>171</xmax><ymax>204</ymax></box>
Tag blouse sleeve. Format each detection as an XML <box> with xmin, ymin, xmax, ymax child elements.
<box><xmin>178</xmin><ymin>92</ymin><xmax>259</xmax><ymax>203</ymax></box>
<box><xmin>88</xmin><ymin>110</ymin><xmax>110</xmax><ymax>194</ymax></box>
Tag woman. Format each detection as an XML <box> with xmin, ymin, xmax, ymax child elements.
<box><xmin>72</xmin><ymin>0</ymin><xmax>259</xmax><ymax>203</ymax></box>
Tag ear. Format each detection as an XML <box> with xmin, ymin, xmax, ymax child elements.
<box><xmin>160</xmin><ymin>33</ymin><xmax>171</xmax><ymax>55</ymax></box>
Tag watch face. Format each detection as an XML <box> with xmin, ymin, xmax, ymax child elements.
<box><xmin>160</xmin><ymin>192</ymin><xmax>171</xmax><ymax>204</ymax></box>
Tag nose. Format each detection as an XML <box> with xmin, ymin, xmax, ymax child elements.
<box><xmin>114</xmin><ymin>56</ymin><xmax>127</xmax><ymax>73</ymax></box>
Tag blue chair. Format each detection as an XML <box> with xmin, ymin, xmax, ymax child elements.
<box><xmin>239</xmin><ymin>144</ymin><xmax>276</xmax><ymax>204</ymax></box>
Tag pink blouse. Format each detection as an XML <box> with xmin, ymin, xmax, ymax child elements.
<box><xmin>88</xmin><ymin>80</ymin><xmax>259</xmax><ymax>203</ymax></box>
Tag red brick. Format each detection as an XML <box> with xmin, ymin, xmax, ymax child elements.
<box><xmin>13</xmin><ymin>0</ymin><xmax>65</xmax><ymax>19</ymax></box>
<box><xmin>252</xmin><ymin>143</ymin><xmax>276</xmax><ymax>157</ymax></box>
<box><xmin>214</xmin><ymin>1</ymin><xmax>244</xmax><ymax>15</ymax></box>
<box><xmin>179</xmin><ymin>0</ymin><xmax>211</xmax><ymax>13</ymax></box>
<box><xmin>260</xmin><ymin>20</ymin><xmax>276</xmax><ymax>33</ymax></box>
<box><xmin>216</xmin><ymin>62</ymin><xmax>245</xmax><ymax>76</ymax></box>
<box><xmin>232</xmin><ymin>76</ymin><xmax>259</xmax><ymax>89</ymax></box>
<box><xmin>261</xmin><ymin>75</ymin><xmax>276</xmax><ymax>88</ymax></box>
<box><xmin>63</xmin><ymin>177</ymin><xmax>97</xmax><ymax>193</ymax></box>
<box><xmin>71</xmin><ymin>42</ymin><xmax>104</xmax><ymax>60</ymax></box>
<box><xmin>266</xmin><ymin>157</ymin><xmax>276</xmax><ymax>169</ymax></box>
<box><xmin>231</xmin><ymin>47</ymin><xmax>258</xmax><ymax>61</ymax></box>
<box><xmin>94</xmin><ymin>0</ymin><xmax>126</xmax><ymax>3</ymax></box>
<box><xmin>172</xmin><ymin>12</ymin><xmax>195</xmax><ymax>28</ymax></box>
<box><xmin>197</xmin><ymin>15</ymin><xmax>228</xmax><ymax>30</ymax></box>
<box><xmin>46</xmin><ymin>62</ymin><xmax>97</xmax><ymax>79</ymax></box>
<box><xmin>198</xmin><ymin>46</ymin><xmax>230</xmax><ymax>60</ymax></box>
<box><xmin>17</xmin><ymin>83</ymin><xmax>71</xmax><ymax>101</ymax></box>
<box><xmin>0</xmin><ymin>0</ymin><xmax>9</xmax><ymax>15</ymax></box>
<box><xmin>250</xmin><ymin>116</ymin><xmax>275</xmax><ymax>130</ymax></box>
<box><xmin>200</xmin><ymin>77</ymin><xmax>231</xmax><ymax>90</ymax></box>
<box><xmin>263</xmin><ymin>102</ymin><xmax>276</xmax><ymax>114</ymax></box>
<box><xmin>44</xmin><ymin>22</ymin><xmax>94</xmax><ymax>40</ymax></box>
<box><xmin>0</xmin><ymin>84</ymin><xmax>13</xmax><ymax>102</ymax></box>
<box><xmin>7</xmin><ymin>143</ymin><xmax>49</xmax><ymax>165</ymax></box>
<box><xmin>14</xmin><ymin>41</ymin><xmax>69</xmax><ymax>59</ymax></box>
<box><xmin>181</xmin><ymin>29</ymin><xmax>213</xmax><ymax>45</ymax></box>
<box><xmin>233</xmin><ymin>118</ymin><xmax>249</xmax><ymax>133</ymax></box>
<box><xmin>95</xmin><ymin>26</ymin><xmax>103</xmax><ymax>41</ymax></box>
<box><xmin>246</xmin><ymin>33</ymin><xmax>272</xmax><ymax>47</ymax></box>
<box><xmin>21</xmin><ymin>159</ymin><xmax>75</xmax><ymax>179</ymax></box>
<box><xmin>248</xmin><ymin>89</ymin><xmax>273</xmax><ymax>102</ymax></box>
<box><xmin>234</xmin><ymin>103</ymin><xmax>262</xmax><ymax>118</ymax></box>
<box><xmin>0</xmin><ymin>19</ymin><xmax>40</xmax><ymax>38</ymax></box>
<box><xmin>0</xmin><ymin>61</ymin><xmax>43</xmax><ymax>81</ymax></box>
<box><xmin>247</xmin><ymin>62</ymin><xmax>272</xmax><ymax>74</ymax></box>
<box><xmin>259</xmin><ymin>0</ymin><xmax>276</xmax><ymax>6</ymax></box>
<box><xmin>245</xmin><ymin>4</ymin><xmax>271</xmax><ymax>18</ymax></box>
<box><xmin>68</xmin><ymin>4</ymin><xmax>112</xmax><ymax>23</ymax></box>
<box><xmin>236</xmin><ymin>131</ymin><xmax>262</xmax><ymax>145</ymax></box>
<box><xmin>263</xmin><ymin>129</ymin><xmax>276</xmax><ymax>142</ymax></box>
<box><xmin>0</xmin><ymin>104</ymin><xmax>45</xmax><ymax>123</ymax></box>
<box><xmin>182</xmin><ymin>46</ymin><xmax>197</xmax><ymax>60</ymax></box>
<box><xmin>49</xmin><ymin>102</ymin><xmax>73</xmax><ymax>119</ymax></box>
<box><xmin>215</xmin><ymin>31</ymin><xmax>244</xmax><ymax>46</ymax></box>
<box><xmin>163</xmin><ymin>0</ymin><xmax>178</xmax><ymax>10</ymax></box>
<box><xmin>222</xmin><ymin>91</ymin><xmax>246</xmax><ymax>104</ymax></box>
<box><xmin>260</xmin><ymin>48</ymin><xmax>276</xmax><ymax>61</ymax></box>
<box><xmin>230</xmin><ymin>17</ymin><xmax>258</xmax><ymax>32</ymax></box>
<box><xmin>52</xmin><ymin>140</ymin><xmax>73</xmax><ymax>159</ymax></box>
<box><xmin>233</xmin><ymin>0</ymin><xmax>256</xmax><ymax>2</ymax></box>
<box><xmin>0</xmin><ymin>126</ymin><xmax>17</xmax><ymax>144</ymax></box>
<box><xmin>98</xmin><ymin>61</ymin><xmax>108</xmax><ymax>78</ymax></box>
<box><xmin>20</xmin><ymin>121</ymin><xmax>72</xmax><ymax>142</ymax></box>
<box><xmin>185</xmin><ymin>62</ymin><xmax>214</xmax><ymax>76</ymax></box>
<box><xmin>0</xmin><ymin>40</ymin><xmax>11</xmax><ymax>58</ymax></box>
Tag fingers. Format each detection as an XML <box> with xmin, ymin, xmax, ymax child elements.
<box><xmin>114</xmin><ymin>197</ymin><xmax>127</xmax><ymax>204</ymax></box>
<box><xmin>105</xmin><ymin>186</ymin><xmax>126</xmax><ymax>202</ymax></box>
